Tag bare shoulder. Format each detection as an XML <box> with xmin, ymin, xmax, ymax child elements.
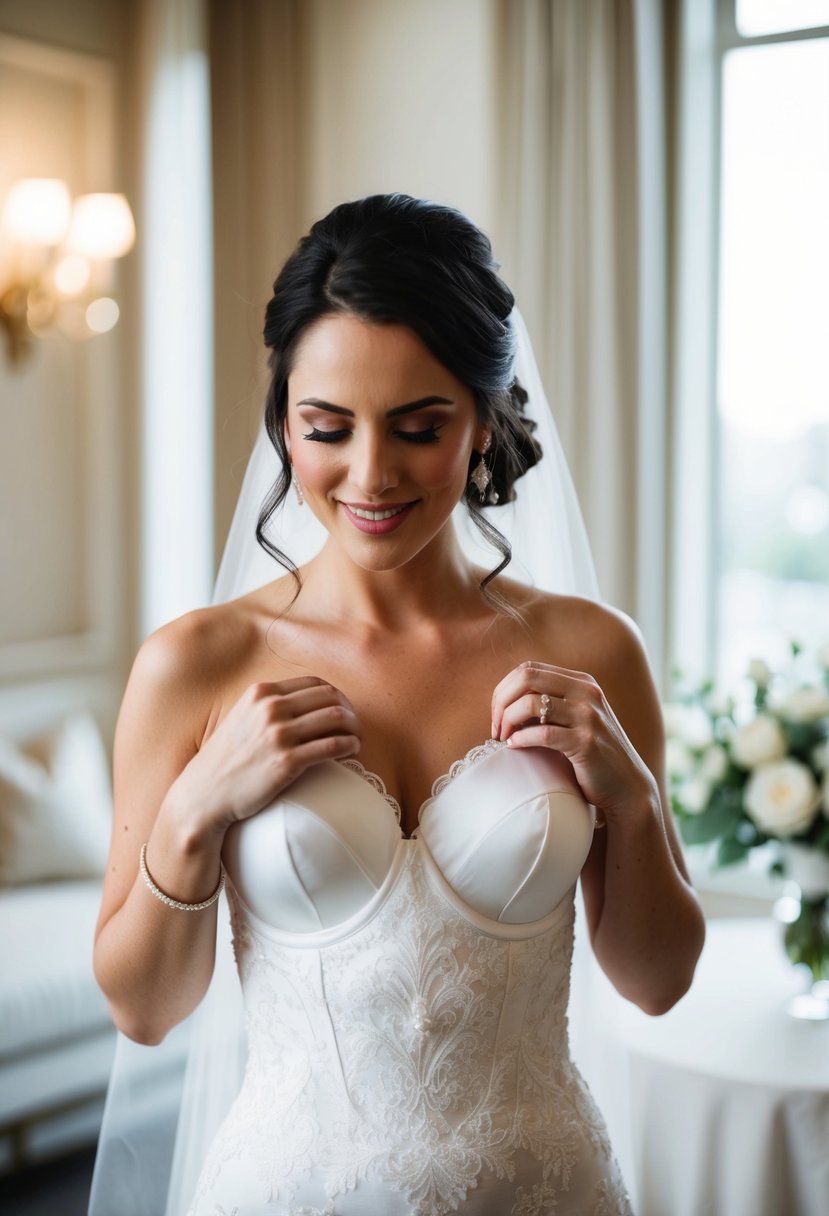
<box><xmin>127</xmin><ymin>602</ymin><xmax>256</xmax><ymax>735</ymax></box>
<box><xmin>119</xmin><ymin>571</ymin><xmax>303</xmax><ymax>761</ymax></box>
<box><xmin>494</xmin><ymin>576</ymin><xmax>650</xmax><ymax>683</ymax></box>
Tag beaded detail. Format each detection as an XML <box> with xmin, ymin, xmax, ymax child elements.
<box><xmin>139</xmin><ymin>842</ymin><xmax>225</xmax><ymax>911</ymax></box>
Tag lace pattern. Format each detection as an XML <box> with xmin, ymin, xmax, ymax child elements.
<box><xmin>189</xmin><ymin>850</ymin><xmax>631</xmax><ymax>1215</ymax></box>
<box><xmin>340</xmin><ymin>738</ymin><xmax>509</xmax><ymax>828</ymax></box>
<box><xmin>339</xmin><ymin>758</ymin><xmax>402</xmax><ymax>822</ymax></box>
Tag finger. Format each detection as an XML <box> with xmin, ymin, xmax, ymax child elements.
<box><xmin>499</xmin><ymin>693</ymin><xmax>574</xmax><ymax>740</ymax></box>
<box><xmin>491</xmin><ymin>663</ymin><xmax>589</xmax><ymax>736</ymax></box>
<box><xmin>270</xmin><ymin>732</ymin><xmax>362</xmax><ymax>793</ymax></box>
<box><xmin>246</xmin><ymin>676</ymin><xmax>330</xmax><ymax>705</ymax></box>
<box><xmin>273</xmin><ymin>703</ymin><xmax>361</xmax><ymax>748</ymax></box>
<box><xmin>274</xmin><ymin>683</ymin><xmax>355</xmax><ymax>720</ymax></box>
<box><xmin>505</xmin><ymin>722</ymin><xmax>572</xmax><ymax>752</ymax></box>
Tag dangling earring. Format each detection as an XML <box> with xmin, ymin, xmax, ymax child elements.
<box><xmin>470</xmin><ymin>455</ymin><xmax>498</xmax><ymax>504</ymax></box>
<box><xmin>291</xmin><ymin>470</ymin><xmax>304</xmax><ymax>506</ymax></box>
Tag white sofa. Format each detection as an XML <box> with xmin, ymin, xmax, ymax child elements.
<box><xmin>0</xmin><ymin>707</ymin><xmax>185</xmax><ymax>1173</ymax></box>
<box><xmin>0</xmin><ymin>878</ymin><xmax>116</xmax><ymax>1169</ymax></box>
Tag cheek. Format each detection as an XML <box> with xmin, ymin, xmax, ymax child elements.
<box><xmin>290</xmin><ymin>445</ymin><xmax>343</xmax><ymax>491</ymax></box>
<box><xmin>418</xmin><ymin>445</ymin><xmax>472</xmax><ymax>489</ymax></box>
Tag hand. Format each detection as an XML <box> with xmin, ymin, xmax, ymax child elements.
<box><xmin>167</xmin><ymin>677</ymin><xmax>361</xmax><ymax>834</ymax></box>
<box><xmin>491</xmin><ymin>661</ymin><xmax>655</xmax><ymax>820</ymax></box>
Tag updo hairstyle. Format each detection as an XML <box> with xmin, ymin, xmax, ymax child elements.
<box><xmin>257</xmin><ymin>193</ymin><xmax>543</xmax><ymax>600</ymax></box>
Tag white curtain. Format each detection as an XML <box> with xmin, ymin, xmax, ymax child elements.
<box><xmin>498</xmin><ymin>0</ymin><xmax>671</xmax><ymax>686</ymax></box>
<box><xmin>137</xmin><ymin>0</ymin><xmax>214</xmax><ymax>635</ymax></box>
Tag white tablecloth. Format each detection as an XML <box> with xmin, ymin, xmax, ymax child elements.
<box><xmin>615</xmin><ymin>918</ymin><xmax>829</xmax><ymax>1216</ymax></box>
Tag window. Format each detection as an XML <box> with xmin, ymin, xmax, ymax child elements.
<box><xmin>717</xmin><ymin>13</ymin><xmax>829</xmax><ymax>685</ymax></box>
<box><xmin>670</xmin><ymin>1</ymin><xmax>829</xmax><ymax>690</ymax></box>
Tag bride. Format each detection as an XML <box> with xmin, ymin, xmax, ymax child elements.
<box><xmin>91</xmin><ymin>194</ymin><xmax>704</xmax><ymax>1215</ymax></box>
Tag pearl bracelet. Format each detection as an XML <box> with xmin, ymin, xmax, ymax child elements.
<box><xmin>139</xmin><ymin>842</ymin><xmax>225</xmax><ymax>911</ymax></box>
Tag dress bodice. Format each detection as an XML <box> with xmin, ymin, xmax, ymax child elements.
<box><xmin>190</xmin><ymin>743</ymin><xmax>631</xmax><ymax>1216</ymax></box>
<box><xmin>221</xmin><ymin>739</ymin><xmax>596</xmax><ymax>934</ymax></box>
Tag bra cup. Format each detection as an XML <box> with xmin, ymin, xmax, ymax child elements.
<box><xmin>222</xmin><ymin>762</ymin><xmax>400</xmax><ymax>932</ymax></box>
<box><xmin>500</xmin><ymin>792</ymin><xmax>595</xmax><ymax>922</ymax></box>
<box><xmin>419</xmin><ymin>746</ymin><xmax>595</xmax><ymax>924</ymax></box>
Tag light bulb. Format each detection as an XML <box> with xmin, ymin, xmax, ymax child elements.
<box><xmin>68</xmin><ymin>194</ymin><xmax>135</xmax><ymax>259</ymax></box>
<box><xmin>85</xmin><ymin>297</ymin><xmax>120</xmax><ymax>334</ymax></box>
<box><xmin>2</xmin><ymin>178</ymin><xmax>71</xmax><ymax>245</ymax></box>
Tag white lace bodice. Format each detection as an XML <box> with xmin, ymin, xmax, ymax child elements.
<box><xmin>188</xmin><ymin>743</ymin><xmax>632</xmax><ymax>1216</ymax></box>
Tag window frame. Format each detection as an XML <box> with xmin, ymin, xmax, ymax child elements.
<box><xmin>670</xmin><ymin>0</ymin><xmax>829</xmax><ymax>898</ymax></box>
<box><xmin>669</xmin><ymin>0</ymin><xmax>829</xmax><ymax>687</ymax></box>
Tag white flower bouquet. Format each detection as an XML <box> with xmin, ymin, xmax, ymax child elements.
<box><xmin>666</xmin><ymin>643</ymin><xmax>829</xmax><ymax>872</ymax></box>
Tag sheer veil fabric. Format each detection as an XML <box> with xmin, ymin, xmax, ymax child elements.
<box><xmin>89</xmin><ymin>307</ymin><xmax>633</xmax><ymax>1215</ymax></box>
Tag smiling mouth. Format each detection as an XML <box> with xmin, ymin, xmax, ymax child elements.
<box><xmin>344</xmin><ymin>503</ymin><xmax>415</xmax><ymax>520</ymax></box>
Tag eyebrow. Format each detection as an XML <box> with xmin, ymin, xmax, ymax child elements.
<box><xmin>295</xmin><ymin>395</ymin><xmax>454</xmax><ymax>418</ymax></box>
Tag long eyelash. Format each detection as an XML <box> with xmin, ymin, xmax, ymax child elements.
<box><xmin>302</xmin><ymin>425</ymin><xmax>443</xmax><ymax>445</ymax></box>
<box><xmin>399</xmin><ymin>426</ymin><xmax>442</xmax><ymax>444</ymax></box>
<box><xmin>303</xmin><ymin>428</ymin><xmax>348</xmax><ymax>443</ymax></box>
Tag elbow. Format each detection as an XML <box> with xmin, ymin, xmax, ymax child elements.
<box><xmin>108</xmin><ymin>1004</ymin><xmax>171</xmax><ymax>1047</ymax></box>
<box><xmin>637</xmin><ymin>915</ymin><xmax>707</xmax><ymax>1017</ymax></box>
<box><xmin>637</xmin><ymin>985</ymin><xmax>688</xmax><ymax>1017</ymax></box>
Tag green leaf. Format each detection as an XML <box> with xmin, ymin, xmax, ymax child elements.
<box><xmin>678</xmin><ymin>799</ymin><xmax>741</xmax><ymax>845</ymax></box>
<box><xmin>716</xmin><ymin>836</ymin><xmax>751</xmax><ymax>867</ymax></box>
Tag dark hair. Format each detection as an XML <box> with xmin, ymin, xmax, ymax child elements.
<box><xmin>256</xmin><ymin>193</ymin><xmax>542</xmax><ymax>604</ymax></box>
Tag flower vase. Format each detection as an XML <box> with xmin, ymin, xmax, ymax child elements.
<box><xmin>776</xmin><ymin>844</ymin><xmax>829</xmax><ymax>1021</ymax></box>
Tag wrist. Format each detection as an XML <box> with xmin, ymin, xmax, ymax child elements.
<box><xmin>601</xmin><ymin>772</ymin><xmax>660</xmax><ymax>829</ymax></box>
<box><xmin>157</xmin><ymin>778</ymin><xmax>228</xmax><ymax>855</ymax></box>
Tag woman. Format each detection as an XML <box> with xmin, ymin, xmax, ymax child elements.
<box><xmin>92</xmin><ymin>194</ymin><xmax>704</xmax><ymax>1215</ymax></box>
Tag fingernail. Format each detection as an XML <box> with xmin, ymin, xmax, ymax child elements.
<box><xmin>506</xmin><ymin>736</ymin><xmax>514</xmax><ymax>748</ymax></box>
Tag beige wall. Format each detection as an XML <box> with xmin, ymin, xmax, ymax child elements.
<box><xmin>0</xmin><ymin>2</ymin><xmax>138</xmax><ymax>747</ymax></box>
<box><xmin>210</xmin><ymin>0</ymin><xmax>503</xmax><ymax>562</ymax></box>
<box><xmin>301</xmin><ymin>0</ymin><xmax>498</xmax><ymax>234</ymax></box>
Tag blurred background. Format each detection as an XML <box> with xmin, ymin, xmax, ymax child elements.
<box><xmin>1</xmin><ymin>0</ymin><xmax>827</xmax><ymax>1210</ymax></box>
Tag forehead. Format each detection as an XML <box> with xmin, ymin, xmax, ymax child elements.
<box><xmin>289</xmin><ymin>314</ymin><xmax>466</xmax><ymax>403</ymax></box>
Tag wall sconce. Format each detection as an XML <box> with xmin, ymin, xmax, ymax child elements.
<box><xmin>0</xmin><ymin>178</ymin><xmax>136</xmax><ymax>367</ymax></box>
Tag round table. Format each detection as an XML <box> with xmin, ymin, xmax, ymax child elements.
<box><xmin>615</xmin><ymin>917</ymin><xmax>829</xmax><ymax>1216</ymax></box>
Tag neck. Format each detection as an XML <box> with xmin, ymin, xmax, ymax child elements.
<box><xmin>296</xmin><ymin>529</ymin><xmax>490</xmax><ymax>634</ymax></box>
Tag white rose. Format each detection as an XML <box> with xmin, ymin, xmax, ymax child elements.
<box><xmin>745</xmin><ymin>760</ymin><xmax>821</xmax><ymax>836</ymax></box>
<box><xmin>747</xmin><ymin>658</ymin><xmax>772</xmax><ymax>688</ymax></box>
<box><xmin>812</xmin><ymin>740</ymin><xmax>829</xmax><ymax>773</ymax></box>
<box><xmin>678</xmin><ymin>776</ymin><xmax>711</xmax><ymax>815</ymax></box>
<box><xmin>663</xmin><ymin>703</ymin><xmax>713</xmax><ymax>749</ymax></box>
<box><xmin>666</xmin><ymin>737</ymin><xmax>695</xmax><ymax>780</ymax></box>
<box><xmin>730</xmin><ymin>714</ymin><xmax>787</xmax><ymax>769</ymax></box>
<box><xmin>776</xmin><ymin>687</ymin><xmax>829</xmax><ymax>723</ymax></box>
<box><xmin>663</xmin><ymin>703</ymin><xmax>687</xmax><ymax>738</ymax></box>
<box><xmin>704</xmin><ymin>690</ymin><xmax>733</xmax><ymax>718</ymax></box>
<box><xmin>699</xmin><ymin>744</ymin><xmax>728</xmax><ymax>782</ymax></box>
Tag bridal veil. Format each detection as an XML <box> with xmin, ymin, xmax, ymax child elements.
<box><xmin>89</xmin><ymin>304</ymin><xmax>634</xmax><ymax>1215</ymax></box>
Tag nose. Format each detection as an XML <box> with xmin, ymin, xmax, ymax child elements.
<box><xmin>349</xmin><ymin>431</ymin><xmax>398</xmax><ymax>497</ymax></box>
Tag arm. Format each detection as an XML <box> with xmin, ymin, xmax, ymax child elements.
<box><xmin>94</xmin><ymin>609</ymin><xmax>360</xmax><ymax>1045</ymax></box>
<box><xmin>491</xmin><ymin>602</ymin><xmax>705</xmax><ymax>1015</ymax></box>
<box><xmin>576</xmin><ymin>608</ymin><xmax>705</xmax><ymax>1014</ymax></box>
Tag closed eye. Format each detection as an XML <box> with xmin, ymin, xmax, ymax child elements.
<box><xmin>302</xmin><ymin>427</ymin><xmax>349</xmax><ymax>444</ymax></box>
<box><xmin>397</xmin><ymin>425</ymin><xmax>442</xmax><ymax>444</ymax></box>
<box><xmin>302</xmin><ymin>425</ymin><xmax>443</xmax><ymax>445</ymax></box>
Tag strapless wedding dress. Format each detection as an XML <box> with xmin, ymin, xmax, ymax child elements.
<box><xmin>186</xmin><ymin>740</ymin><xmax>633</xmax><ymax>1216</ymax></box>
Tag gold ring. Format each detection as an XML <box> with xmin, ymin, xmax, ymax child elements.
<box><xmin>539</xmin><ymin>693</ymin><xmax>551</xmax><ymax>725</ymax></box>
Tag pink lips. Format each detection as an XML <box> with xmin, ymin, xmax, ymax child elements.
<box><xmin>340</xmin><ymin>501</ymin><xmax>418</xmax><ymax>535</ymax></box>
